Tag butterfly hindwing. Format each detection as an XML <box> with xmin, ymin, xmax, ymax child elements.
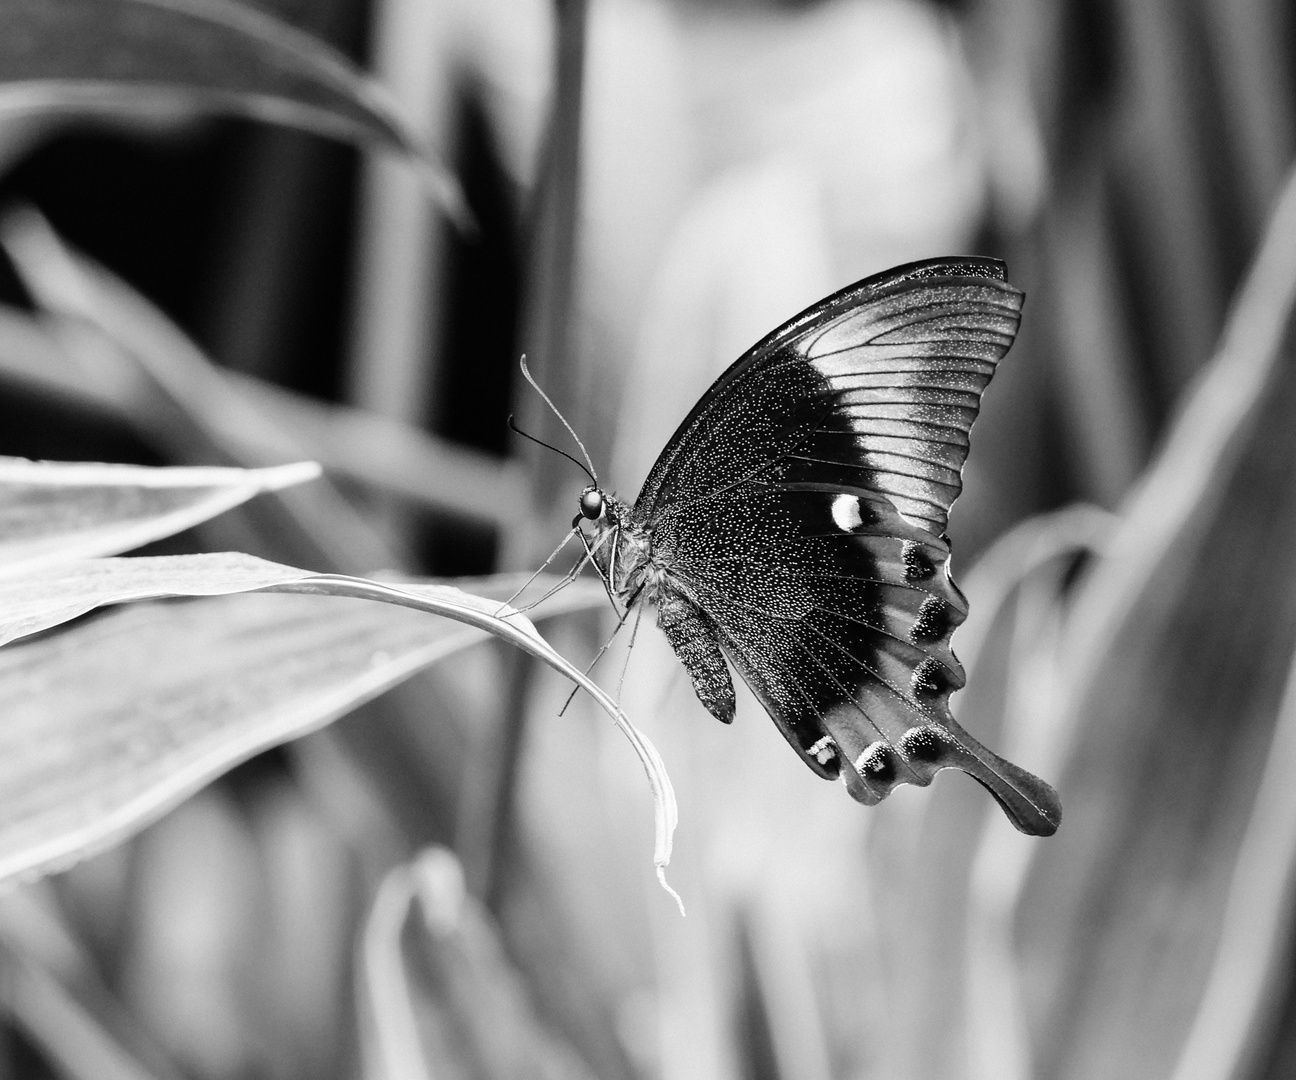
<box><xmin>655</xmin><ymin>485</ymin><xmax>963</xmax><ymax>771</ymax></box>
<box><xmin>636</xmin><ymin>257</ymin><xmax>1061</xmax><ymax>835</ymax></box>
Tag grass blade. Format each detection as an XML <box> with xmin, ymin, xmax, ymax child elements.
<box><xmin>0</xmin><ymin>459</ymin><xmax>318</xmax><ymax>577</ymax></box>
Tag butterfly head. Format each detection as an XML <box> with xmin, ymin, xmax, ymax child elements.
<box><xmin>577</xmin><ymin>485</ymin><xmax>605</xmax><ymax>524</ymax></box>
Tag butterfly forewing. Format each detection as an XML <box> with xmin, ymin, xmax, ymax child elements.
<box><xmin>637</xmin><ymin>258</ymin><xmax>1022</xmax><ymax>536</ymax></box>
<box><xmin>633</xmin><ymin>257</ymin><xmax>1061</xmax><ymax>836</ymax></box>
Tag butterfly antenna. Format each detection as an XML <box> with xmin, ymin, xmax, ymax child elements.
<box><xmin>508</xmin><ymin>416</ymin><xmax>597</xmax><ymax>485</ymax></box>
<box><xmin>517</xmin><ymin>354</ymin><xmax>599</xmax><ymax>484</ymax></box>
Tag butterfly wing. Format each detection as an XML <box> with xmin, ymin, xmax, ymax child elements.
<box><xmin>635</xmin><ymin>257</ymin><xmax>1060</xmax><ymax>835</ymax></box>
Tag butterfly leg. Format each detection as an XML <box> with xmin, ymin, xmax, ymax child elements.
<box><xmin>557</xmin><ymin>582</ymin><xmax>646</xmax><ymax>716</ymax></box>
<box><xmin>577</xmin><ymin>524</ymin><xmax>624</xmax><ymax>615</ymax></box>
<box><xmin>497</xmin><ymin>526</ymin><xmax>583</xmax><ymax>614</ymax></box>
<box><xmin>617</xmin><ymin>600</ymin><xmax>646</xmax><ymax>702</ymax></box>
<box><xmin>606</xmin><ymin>523</ymin><xmax>624</xmax><ymax>603</ymax></box>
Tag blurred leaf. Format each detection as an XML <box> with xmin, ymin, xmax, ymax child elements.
<box><xmin>0</xmin><ymin>303</ymin><xmax>82</xmax><ymax>391</ymax></box>
<box><xmin>118</xmin><ymin>788</ymin><xmax>263</xmax><ymax>1079</ymax></box>
<box><xmin>1200</xmin><ymin>0</ymin><xmax>1296</xmax><ymax>231</ymax></box>
<box><xmin>0</xmin><ymin>0</ymin><xmax>468</xmax><ymax>225</ymax></box>
<box><xmin>0</xmin><ymin>457</ymin><xmax>318</xmax><ymax>576</ymax></box>
<box><xmin>1036</xmin><ymin>153</ymin><xmax>1149</xmax><ymax>504</ymax></box>
<box><xmin>0</xmin><ymin>883</ymin><xmax>184</xmax><ymax>1080</ymax></box>
<box><xmin>359</xmin><ymin>853</ymin><xmax>435</xmax><ymax>1080</ymax></box>
<box><xmin>1005</xmin><ymin>166</ymin><xmax>1296</xmax><ymax>1078</ymax></box>
<box><xmin>1169</xmin><ymin>646</ymin><xmax>1296</xmax><ymax>1080</ymax></box>
<box><xmin>861</xmin><ymin>505</ymin><xmax>1110</xmax><ymax>1080</ymax></box>
<box><xmin>0</xmin><ymin>563</ymin><xmax>679</xmax><ymax>897</ymax></box>
<box><xmin>216</xmin><ymin>373</ymin><xmax>527</xmax><ymax>530</ymax></box>
<box><xmin>0</xmin><ymin>938</ymin><xmax>166</xmax><ymax>1080</ymax></box>
<box><xmin>359</xmin><ymin>848</ymin><xmax>600</xmax><ymax>1080</ymax></box>
<box><xmin>735</xmin><ymin>898</ymin><xmax>833</xmax><ymax>1080</ymax></box>
<box><xmin>1</xmin><ymin>208</ymin><xmax>522</xmax><ymax>536</ymax></box>
<box><xmin>1</xmin><ymin>206</ymin><xmax>399</xmax><ymax>572</ymax></box>
<box><xmin>244</xmin><ymin>782</ymin><xmax>355</xmax><ymax>1079</ymax></box>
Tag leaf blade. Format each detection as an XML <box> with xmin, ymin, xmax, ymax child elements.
<box><xmin>0</xmin><ymin>564</ymin><xmax>679</xmax><ymax>900</ymax></box>
<box><xmin>0</xmin><ymin>459</ymin><xmax>319</xmax><ymax>577</ymax></box>
<box><xmin>0</xmin><ymin>0</ymin><xmax>467</xmax><ymax>223</ymax></box>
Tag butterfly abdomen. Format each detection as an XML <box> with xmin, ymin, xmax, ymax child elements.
<box><xmin>655</xmin><ymin>591</ymin><xmax>736</xmax><ymax>724</ymax></box>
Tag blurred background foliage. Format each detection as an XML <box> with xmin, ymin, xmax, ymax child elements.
<box><xmin>1</xmin><ymin>0</ymin><xmax>1295</xmax><ymax>1078</ymax></box>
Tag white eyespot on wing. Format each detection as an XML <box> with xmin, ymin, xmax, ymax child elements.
<box><xmin>807</xmin><ymin>735</ymin><xmax>836</xmax><ymax>764</ymax></box>
<box><xmin>831</xmin><ymin>493</ymin><xmax>863</xmax><ymax>532</ymax></box>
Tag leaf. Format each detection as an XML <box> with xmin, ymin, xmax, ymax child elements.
<box><xmin>0</xmin><ymin>937</ymin><xmax>168</xmax><ymax>1080</ymax></box>
<box><xmin>1006</xmin><ymin>165</ymin><xmax>1296</xmax><ymax>1078</ymax></box>
<box><xmin>359</xmin><ymin>848</ymin><xmax>600</xmax><ymax>1080</ymax></box>
<box><xmin>0</xmin><ymin>560</ymin><xmax>679</xmax><ymax>901</ymax></box>
<box><xmin>0</xmin><ymin>458</ymin><xmax>319</xmax><ymax>577</ymax></box>
<box><xmin>864</xmin><ymin>505</ymin><xmax>1110</xmax><ymax>1080</ymax></box>
<box><xmin>1169</xmin><ymin>647</ymin><xmax>1296</xmax><ymax>1080</ymax></box>
<box><xmin>0</xmin><ymin>0</ymin><xmax>468</xmax><ymax>225</ymax></box>
<box><xmin>1</xmin><ymin>203</ymin><xmax>404</xmax><ymax>571</ymax></box>
<box><xmin>0</xmin><ymin>551</ymin><xmax>314</xmax><ymax>646</ymax></box>
<box><xmin>0</xmin><ymin>216</ymin><xmax>523</xmax><ymax>529</ymax></box>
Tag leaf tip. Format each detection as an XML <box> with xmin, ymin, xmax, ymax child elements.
<box><xmin>259</xmin><ymin>461</ymin><xmax>323</xmax><ymax>491</ymax></box>
<box><xmin>657</xmin><ymin>866</ymin><xmax>686</xmax><ymax>917</ymax></box>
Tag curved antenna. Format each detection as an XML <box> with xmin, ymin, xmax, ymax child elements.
<box><xmin>518</xmin><ymin>354</ymin><xmax>599</xmax><ymax>484</ymax></box>
<box><xmin>508</xmin><ymin>416</ymin><xmax>597</xmax><ymax>485</ymax></box>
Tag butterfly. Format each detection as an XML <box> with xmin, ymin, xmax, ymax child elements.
<box><xmin>551</xmin><ymin>256</ymin><xmax>1060</xmax><ymax>835</ymax></box>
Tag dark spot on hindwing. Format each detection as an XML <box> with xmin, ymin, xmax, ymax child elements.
<box><xmin>909</xmin><ymin>656</ymin><xmax>946</xmax><ymax>701</ymax></box>
<box><xmin>909</xmin><ymin>595</ymin><xmax>949</xmax><ymax>644</ymax></box>
<box><xmin>855</xmin><ymin>741</ymin><xmax>897</xmax><ymax>783</ymax></box>
<box><xmin>901</xmin><ymin>540</ymin><xmax>935</xmax><ymax>582</ymax></box>
<box><xmin>898</xmin><ymin>724</ymin><xmax>946</xmax><ymax>763</ymax></box>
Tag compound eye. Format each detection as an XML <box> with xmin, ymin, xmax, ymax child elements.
<box><xmin>579</xmin><ymin>488</ymin><xmax>604</xmax><ymax>520</ymax></box>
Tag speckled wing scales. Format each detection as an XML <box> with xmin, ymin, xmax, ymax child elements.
<box><xmin>635</xmin><ymin>258</ymin><xmax>1060</xmax><ymax>835</ymax></box>
<box><xmin>795</xmin><ymin>265</ymin><xmax>1019</xmax><ymax>535</ymax></box>
<box><xmin>636</xmin><ymin>257</ymin><xmax>1022</xmax><ymax>536</ymax></box>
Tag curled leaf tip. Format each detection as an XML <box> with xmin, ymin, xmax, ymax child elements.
<box><xmin>657</xmin><ymin>866</ymin><xmax>686</xmax><ymax>917</ymax></box>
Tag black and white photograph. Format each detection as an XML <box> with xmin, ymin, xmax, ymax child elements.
<box><xmin>0</xmin><ymin>1</ymin><xmax>1293</xmax><ymax>1077</ymax></box>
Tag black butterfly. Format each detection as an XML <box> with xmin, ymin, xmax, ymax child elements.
<box><xmin>565</xmin><ymin>256</ymin><xmax>1060</xmax><ymax>836</ymax></box>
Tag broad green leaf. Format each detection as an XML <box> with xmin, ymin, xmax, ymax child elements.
<box><xmin>0</xmin><ymin>0</ymin><xmax>467</xmax><ymax>224</ymax></box>
<box><xmin>0</xmin><ymin>560</ymin><xmax>678</xmax><ymax>900</ymax></box>
<box><xmin>0</xmin><ymin>458</ymin><xmax>319</xmax><ymax>577</ymax></box>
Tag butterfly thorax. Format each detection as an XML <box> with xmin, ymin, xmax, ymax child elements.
<box><xmin>578</xmin><ymin>484</ymin><xmax>737</xmax><ymax>724</ymax></box>
<box><xmin>583</xmin><ymin>490</ymin><xmax>668</xmax><ymax>604</ymax></box>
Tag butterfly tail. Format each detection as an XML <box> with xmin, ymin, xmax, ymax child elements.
<box><xmin>940</xmin><ymin>718</ymin><xmax>1061</xmax><ymax>836</ymax></box>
